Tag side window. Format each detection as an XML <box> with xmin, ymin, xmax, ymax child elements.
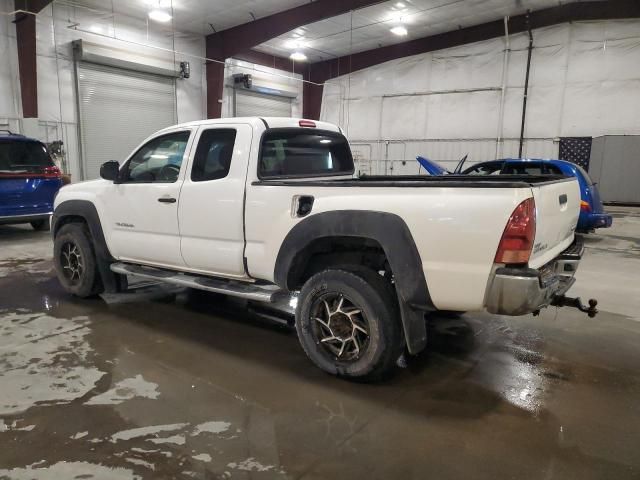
<box><xmin>191</xmin><ymin>129</ymin><xmax>237</xmax><ymax>182</ymax></box>
<box><xmin>122</xmin><ymin>131</ymin><xmax>190</xmax><ymax>183</ymax></box>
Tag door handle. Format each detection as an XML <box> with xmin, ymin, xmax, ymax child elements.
<box><xmin>158</xmin><ymin>197</ymin><xmax>177</xmax><ymax>204</ymax></box>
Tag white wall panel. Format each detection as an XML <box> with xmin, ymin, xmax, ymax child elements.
<box><xmin>423</xmin><ymin>90</ymin><xmax>501</xmax><ymax>140</ymax></box>
<box><xmin>321</xmin><ymin>19</ymin><xmax>640</xmax><ymax>175</ymax></box>
<box><xmin>31</xmin><ymin>2</ymin><xmax>206</xmax><ymax>179</ymax></box>
<box><xmin>0</xmin><ymin>0</ymin><xmax>21</xmax><ymax>120</ymax></box>
<box><xmin>380</xmin><ymin>95</ymin><xmax>429</xmax><ymax>139</ymax></box>
<box><xmin>344</xmin><ymin>97</ymin><xmax>383</xmax><ymax>140</ymax></box>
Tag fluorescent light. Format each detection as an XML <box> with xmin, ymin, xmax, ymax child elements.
<box><xmin>290</xmin><ymin>51</ymin><xmax>307</xmax><ymax>61</ymax></box>
<box><xmin>149</xmin><ymin>9</ymin><xmax>172</xmax><ymax>22</ymax></box>
<box><xmin>390</xmin><ymin>26</ymin><xmax>408</xmax><ymax>36</ymax></box>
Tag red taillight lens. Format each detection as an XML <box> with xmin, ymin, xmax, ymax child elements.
<box><xmin>580</xmin><ymin>200</ymin><xmax>591</xmax><ymax>212</ymax></box>
<box><xmin>299</xmin><ymin>120</ymin><xmax>316</xmax><ymax>128</ymax></box>
<box><xmin>495</xmin><ymin>197</ymin><xmax>536</xmax><ymax>265</ymax></box>
<box><xmin>43</xmin><ymin>166</ymin><xmax>62</xmax><ymax>178</ymax></box>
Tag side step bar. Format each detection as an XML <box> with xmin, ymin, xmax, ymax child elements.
<box><xmin>110</xmin><ymin>263</ymin><xmax>282</xmax><ymax>303</ymax></box>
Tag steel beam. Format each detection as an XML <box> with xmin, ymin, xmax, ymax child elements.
<box><xmin>205</xmin><ymin>0</ymin><xmax>385</xmax><ymax>118</ymax></box>
<box><xmin>14</xmin><ymin>0</ymin><xmax>53</xmax><ymax>118</ymax></box>
<box><xmin>206</xmin><ymin>0</ymin><xmax>386</xmax><ymax>61</ymax></box>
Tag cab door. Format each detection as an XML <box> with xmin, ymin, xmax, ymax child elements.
<box><xmin>100</xmin><ymin>129</ymin><xmax>193</xmax><ymax>268</ymax></box>
<box><xmin>178</xmin><ymin>124</ymin><xmax>252</xmax><ymax>278</ymax></box>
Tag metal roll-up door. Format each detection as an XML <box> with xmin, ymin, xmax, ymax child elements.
<box><xmin>77</xmin><ymin>62</ymin><xmax>177</xmax><ymax>179</ymax></box>
<box><xmin>234</xmin><ymin>89</ymin><xmax>292</xmax><ymax>118</ymax></box>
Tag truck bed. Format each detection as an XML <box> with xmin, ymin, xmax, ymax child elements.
<box><xmin>253</xmin><ymin>174</ymin><xmax>572</xmax><ymax>188</ymax></box>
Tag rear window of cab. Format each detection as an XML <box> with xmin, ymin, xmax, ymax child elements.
<box><xmin>259</xmin><ymin>129</ymin><xmax>354</xmax><ymax>179</ymax></box>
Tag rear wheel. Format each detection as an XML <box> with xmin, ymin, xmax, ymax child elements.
<box><xmin>53</xmin><ymin>223</ymin><xmax>103</xmax><ymax>297</ymax></box>
<box><xmin>295</xmin><ymin>268</ymin><xmax>403</xmax><ymax>381</ymax></box>
<box><xmin>30</xmin><ymin>219</ymin><xmax>49</xmax><ymax>231</ymax></box>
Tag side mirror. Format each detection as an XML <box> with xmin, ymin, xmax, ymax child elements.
<box><xmin>100</xmin><ymin>161</ymin><xmax>120</xmax><ymax>182</ymax></box>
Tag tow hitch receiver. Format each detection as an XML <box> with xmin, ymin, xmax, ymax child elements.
<box><xmin>551</xmin><ymin>295</ymin><xmax>598</xmax><ymax>318</ymax></box>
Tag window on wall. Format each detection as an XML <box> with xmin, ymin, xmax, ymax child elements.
<box><xmin>191</xmin><ymin>129</ymin><xmax>237</xmax><ymax>182</ymax></box>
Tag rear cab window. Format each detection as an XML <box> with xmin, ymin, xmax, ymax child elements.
<box><xmin>259</xmin><ymin>129</ymin><xmax>354</xmax><ymax>179</ymax></box>
<box><xmin>0</xmin><ymin>139</ymin><xmax>54</xmax><ymax>175</ymax></box>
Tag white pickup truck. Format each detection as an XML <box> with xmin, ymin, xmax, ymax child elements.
<box><xmin>52</xmin><ymin>117</ymin><xmax>592</xmax><ymax>380</ymax></box>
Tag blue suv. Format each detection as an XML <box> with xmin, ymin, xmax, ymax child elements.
<box><xmin>0</xmin><ymin>131</ymin><xmax>63</xmax><ymax>230</ymax></box>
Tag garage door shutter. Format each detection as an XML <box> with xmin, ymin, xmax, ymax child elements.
<box><xmin>234</xmin><ymin>89</ymin><xmax>292</xmax><ymax>118</ymax></box>
<box><xmin>78</xmin><ymin>62</ymin><xmax>177</xmax><ymax>179</ymax></box>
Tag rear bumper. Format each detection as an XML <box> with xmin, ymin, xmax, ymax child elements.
<box><xmin>578</xmin><ymin>212</ymin><xmax>613</xmax><ymax>231</ymax></box>
<box><xmin>0</xmin><ymin>212</ymin><xmax>52</xmax><ymax>226</ymax></box>
<box><xmin>485</xmin><ymin>237</ymin><xmax>583</xmax><ymax>316</ymax></box>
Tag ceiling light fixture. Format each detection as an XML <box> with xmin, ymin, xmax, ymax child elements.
<box><xmin>390</xmin><ymin>26</ymin><xmax>408</xmax><ymax>36</ymax></box>
<box><xmin>149</xmin><ymin>9</ymin><xmax>172</xmax><ymax>22</ymax></box>
<box><xmin>290</xmin><ymin>51</ymin><xmax>307</xmax><ymax>61</ymax></box>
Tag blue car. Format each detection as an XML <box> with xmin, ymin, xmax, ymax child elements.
<box><xmin>0</xmin><ymin>131</ymin><xmax>63</xmax><ymax>230</ymax></box>
<box><xmin>416</xmin><ymin>156</ymin><xmax>612</xmax><ymax>233</ymax></box>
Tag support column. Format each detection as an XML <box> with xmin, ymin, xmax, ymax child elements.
<box><xmin>15</xmin><ymin>10</ymin><xmax>38</xmax><ymax>118</ymax></box>
<box><xmin>206</xmin><ymin>61</ymin><xmax>224</xmax><ymax>119</ymax></box>
<box><xmin>302</xmin><ymin>82</ymin><xmax>323</xmax><ymax>120</ymax></box>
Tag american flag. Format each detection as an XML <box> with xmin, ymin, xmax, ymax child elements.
<box><xmin>559</xmin><ymin>137</ymin><xmax>592</xmax><ymax>171</ymax></box>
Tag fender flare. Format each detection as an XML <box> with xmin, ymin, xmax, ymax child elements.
<box><xmin>274</xmin><ymin>210</ymin><xmax>434</xmax><ymax>354</ymax></box>
<box><xmin>52</xmin><ymin>200</ymin><xmax>119</xmax><ymax>293</ymax></box>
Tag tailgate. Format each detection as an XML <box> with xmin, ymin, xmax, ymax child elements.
<box><xmin>529</xmin><ymin>178</ymin><xmax>580</xmax><ymax>269</ymax></box>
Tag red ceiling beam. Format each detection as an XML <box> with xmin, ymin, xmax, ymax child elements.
<box><xmin>206</xmin><ymin>0</ymin><xmax>386</xmax><ymax>61</ymax></box>
<box><xmin>205</xmin><ymin>0</ymin><xmax>385</xmax><ymax>118</ymax></box>
<box><xmin>14</xmin><ymin>0</ymin><xmax>53</xmax><ymax>118</ymax></box>
<box><xmin>307</xmin><ymin>0</ymin><xmax>640</xmax><ymax>84</ymax></box>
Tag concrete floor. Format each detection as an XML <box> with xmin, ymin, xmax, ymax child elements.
<box><xmin>0</xmin><ymin>207</ymin><xmax>639</xmax><ymax>479</ymax></box>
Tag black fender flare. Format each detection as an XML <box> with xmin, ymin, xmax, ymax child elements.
<box><xmin>274</xmin><ymin>210</ymin><xmax>434</xmax><ymax>354</ymax></box>
<box><xmin>52</xmin><ymin>200</ymin><xmax>119</xmax><ymax>293</ymax></box>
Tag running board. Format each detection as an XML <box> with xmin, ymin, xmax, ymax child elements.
<box><xmin>110</xmin><ymin>263</ymin><xmax>281</xmax><ymax>303</ymax></box>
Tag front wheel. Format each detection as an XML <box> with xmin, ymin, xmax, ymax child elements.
<box><xmin>295</xmin><ymin>268</ymin><xmax>404</xmax><ymax>381</ymax></box>
<box><xmin>53</xmin><ymin>223</ymin><xmax>103</xmax><ymax>297</ymax></box>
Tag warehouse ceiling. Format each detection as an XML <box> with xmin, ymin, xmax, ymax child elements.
<box><xmin>254</xmin><ymin>0</ymin><xmax>586</xmax><ymax>61</ymax></box>
<box><xmin>60</xmin><ymin>0</ymin><xmax>585</xmax><ymax>59</ymax></box>
<box><xmin>59</xmin><ymin>0</ymin><xmax>309</xmax><ymax>35</ymax></box>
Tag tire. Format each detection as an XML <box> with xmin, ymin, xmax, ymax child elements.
<box><xmin>30</xmin><ymin>219</ymin><xmax>49</xmax><ymax>231</ymax></box>
<box><xmin>53</xmin><ymin>223</ymin><xmax>103</xmax><ymax>298</ymax></box>
<box><xmin>296</xmin><ymin>268</ymin><xmax>404</xmax><ymax>381</ymax></box>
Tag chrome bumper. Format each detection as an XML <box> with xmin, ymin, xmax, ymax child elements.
<box><xmin>485</xmin><ymin>238</ymin><xmax>584</xmax><ymax>316</ymax></box>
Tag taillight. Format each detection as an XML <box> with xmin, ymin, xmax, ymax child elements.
<box><xmin>580</xmin><ymin>200</ymin><xmax>591</xmax><ymax>212</ymax></box>
<box><xmin>299</xmin><ymin>120</ymin><xmax>316</xmax><ymax>128</ymax></box>
<box><xmin>43</xmin><ymin>166</ymin><xmax>62</xmax><ymax>178</ymax></box>
<box><xmin>495</xmin><ymin>197</ymin><xmax>536</xmax><ymax>265</ymax></box>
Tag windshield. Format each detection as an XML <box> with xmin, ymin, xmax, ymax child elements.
<box><xmin>0</xmin><ymin>141</ymin><xmax>53</xmax><ymax>173</ymax></box>
<box><xmin>259</xmin><ymin>129</ymin><xmax>354</xmax><ymax>178</ymax></box>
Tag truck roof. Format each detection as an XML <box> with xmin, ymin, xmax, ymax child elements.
<box><xmin>158</xmin><ymin>117</ymin><xmax>342</xmax><ymax>134</ymax></box>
